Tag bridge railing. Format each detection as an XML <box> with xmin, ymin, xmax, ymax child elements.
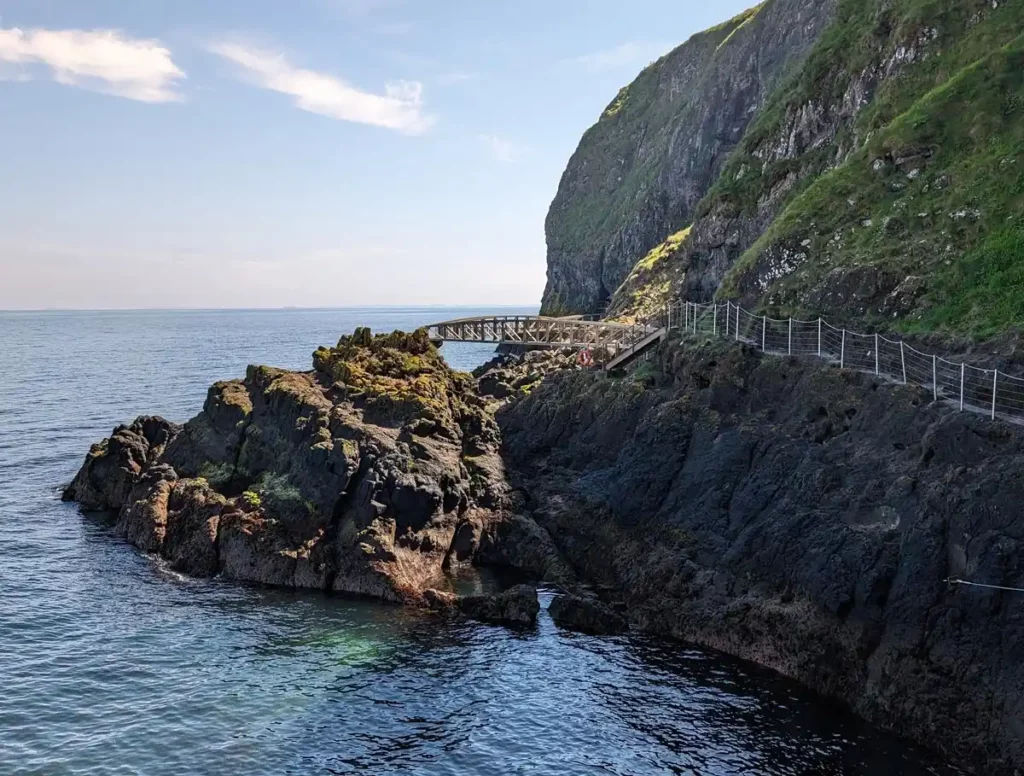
<box><xmin>668</xmin><ymin>299</ymin><xmax>1024</xmax><ymax>425</ymax></box>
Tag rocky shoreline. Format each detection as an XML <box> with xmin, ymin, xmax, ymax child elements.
<box><xmin>65</xmin><ymin>328</ymin><xmax>1024</xmax><ymax>772</ymax></box>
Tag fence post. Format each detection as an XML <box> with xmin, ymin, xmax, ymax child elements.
<box><xmin>713</xmin><ymin>304</ymin><xmax>718</xmax><ymax>337</ymax></box>
<box><xmin>901</xmin><ymin>341</ymin><xmax>907</xmax><ymax>384</ymax></box>
<box><xmin>817</xmin><ymin>319</ymin><xmax>822</xmax><ymax>358</ymax></box>
<box><xmin>762</xmin><ymin>316</ymin><xmax>767</xmax><ymax>351</ymax></box>
<box><xmin>960</xmin><ymin>363</ymin><xmax>965</xmax><ymax>411</ymax></box>
<box><xmin>840</xmin><ymin>330</ymin><xmax>846</xmax><ymax>368</ymax></box>
<box><xmin>735</xmin><ymin>306</ymin><xmax>740</xmax><ymax>342</ymax></box>
<box><xmin>788</xmin><ymin>318</ymin><xmax>793</xmax><ymax>355</ymax></box>
<box><xmin>992</xmin><ymin>370</ymin><xmax>998</xmax><ymax>420</ymax></box>
<box><xmin>932</xmin><ymin>355</ymin><xmax>938</xmax><ymax>401</ymax></box>
<box><xmin>666</xmin><ymin>303</ymin><xmax>670</xmax><ymax>331</ymax></box>
<box><xmin>875</xmin><ymin>333</ymin><xmax>879</xmax><ymax>376</ymax></box>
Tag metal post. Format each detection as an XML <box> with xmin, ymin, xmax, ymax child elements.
<box><xmin>735</xmin><ymin>305</ymin><xmax>740</xmax><ymax>342</ymax></box>
<box><xmin>932</xmin><ymin>355</ymin><xmax>938</xmax><ymax>401</ymax></box>
<box><xmin>992</xmin><ymin>370</ymin><xmax>998</xmax><ymax>420</ymax></box>
<box><xmin>840</xmin><ymin>330</ymin><xmax>846</xmax><ymax>368</ymax></box>
<box><xmin>762</xmin><ymin>316</ymin><xmax>766</xmax><ymax>351</ymax></box>
<box><xmin>666</xmin><ymin>303</ymin><xmax>671</xmax><ymax>331</ymax></box>
<box><xmin>788</xmin><ymin>318</ymin><xmax>793</xmax><ymax>355</ymax></box>
<box><xmin>874</xmin><ymin>334</ymin><xmax>879</xmax><ymax>376</ymax></box>
<box><xmin>713</xmin><ymin>304</ymin><xmax>718</xmax><ymax>337</ymax></box>
<box><xmin>960</xmin><ymin>363</ymin><xmax>965</xmax><ymax>411</ymax></box>
<box><xmin>817</xmin><ymin>319</ymin><xmax>822</xmax><ymax>357</ymax></box>
<box><xmin>725</xmin><ymin>301</ymin><xmax>731</xmax><ymax>338</ymax></box>
<box><xmin>901</xmin><ymin>341</ymin><xmax>907</xmax><ymax>384</ymax></box>
<box><xmin>693</xmin><ymin>303</ymin><xmax>697</xmax><ymax>335</ymax></box>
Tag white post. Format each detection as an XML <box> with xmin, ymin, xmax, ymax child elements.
<box><xmin>735</xmin><ymin>306</ymin><xmax>740</xmax><ymax>342</ymax></box>
<box><xmin>693</xmin><ymin>303</ymin><xmax>698</xmax><ymax>335</ymax></box>
<box><xmin>713</xmin><ymin>304</ymin><xmax>718</xmax><ymax>337</ymax></box>
<box><xmin>817</xmin><ymin>318</ymin><xmax>822</xmax><ymax>358</ymax></box>
<box><xmin>762</xmin><ymin>316</ymin><xmax>767</xmax><ymax>351</ymax></box>
<box><xmin>932</xmin><ymin>355</ymin><xmax>938</xmax><ymax>401</ymax></box>
<box><xmin>992</xmin><ymin>370</ymin><xmax>998</xmax><ymax>420</ymax></box>
<box><xmin>666</xmin><ymin>303</ymin><xmax>671</xmax><ymax>331</ymax></box>
<box><xmin>960</xmin><ymin>363</ymin><xmax>965</xmax><ymax>411</ymax></box>
<box><xmin>875</xmin><ymin>333</ymin><xmax>879</xmax><ymax>375</ymax></box>
<box><xmin>840</xmin><ymin>330</ymin><xmax>846</xmax><ymax>368</ymax></box>
<box><xmin>901</xmin><ymin>341</ymin><xmax>907</xmax><ymax>384</ymax></box>
<box><xmin>788</xmin><ymin>318</ymin><xmax>792</xmax><ymax>355</ymax></box>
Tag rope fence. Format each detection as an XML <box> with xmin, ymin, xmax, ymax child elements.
<box><xmin>660</xmin><ymin>300</ymin><xmax>1023</xmax><ymax>425</ymax></box>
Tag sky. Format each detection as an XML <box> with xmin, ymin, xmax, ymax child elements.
<box><xmin>0</xmin><ymin>0</ymin><xmax>753</xmax><ymax>310</ymax></box>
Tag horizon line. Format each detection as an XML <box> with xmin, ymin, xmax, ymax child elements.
<box><xmin>0</xmin><ymin>303</ymin><xmax>541</xmax><ymax>314</ymax></box>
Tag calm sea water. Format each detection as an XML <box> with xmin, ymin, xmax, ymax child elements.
<box><xmin>0</xmin><ymin>308</ymin><xmax>957</xmax><ymax>775</ymax></box>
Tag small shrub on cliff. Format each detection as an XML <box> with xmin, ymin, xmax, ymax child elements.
<box><xmin>255</xmin><ymin>472</ymin><xmax>313</xmax><ymax>520</ymax></box>
<box><xmin>311</xmin><ymin>327</ymin><xmax>490</xmax><ymax>438</ymax></box>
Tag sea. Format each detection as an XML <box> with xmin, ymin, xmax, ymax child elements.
<box><xmin>0</xmin><ymin>307</ymin><xmax>958</xmax><ymax>775</ymax></box>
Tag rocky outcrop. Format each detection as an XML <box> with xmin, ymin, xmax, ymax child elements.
<box><xmin>549</xmin><ymin>594</ymin><xmax>628</xmax><ymax>635</ymax></box>
<box><xmin>541</xmin><ymin>0</ymin><xmax>837</xmax><ymax>316</ymax></box>
<box><xmin>496</xmin><ymin>336</ymin><xmax>1024</xmax><ymax>773</ymax></box>
<box><xmin>425</xmin><ymin>584</ymin><xmax>541</xmax><ymax>627</ymax></box>
<box><xmin>64</xmin><ymin>328</ymin><xmax>512</xmax><ymax>604</ymax></box>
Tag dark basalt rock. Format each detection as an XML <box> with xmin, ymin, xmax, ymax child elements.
<box><xmin>549</xmin><ymin>594</ymin><xmax>628</xmax><ymax>635</ymax></box>
<box><xmin>64</xmin><ymin>328</ymin><xmax>514</xmax><ymax>606</ymax></box>
<box><xmin>424</xmin><ymin>585</ymin><xmax>540</xmax><ymax>627</ymax></box>
<box><xmin>497</xmin><ymin>336</ymin><xmax>1024</xmax><ymax>773</ymax></box>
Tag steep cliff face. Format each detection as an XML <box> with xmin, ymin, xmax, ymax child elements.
<box><xmin>550</xmin><ymin>0</ymin><xmax>1024</xmax><ymax>338</ymax></box>
<box><xmin>540</xmin><ymin>0</ymin><xmax>838</xmax><ymax>316</ymax></box>
<box><xmin>498</xmin><ymin>337</ymin><xmax>1024</xmax><ymax>773</ymax></box>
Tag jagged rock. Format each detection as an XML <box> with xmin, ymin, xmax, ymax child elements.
<box><xmin>63</xmin><ymin>416</ymin><xmax>179</xmax><ymax>511</ymax></box>
<box><xmin>65</xmin><ymin>328</ymin><xmax>511</xmax><ymax>603</ymax></box>
<box><xmin>115</xmin><ymin>463</ymin><xmax>177</xmax><ymax>552</ymax></box>
<box><xmin>162</xmin><ymin>479</ymin><xmax>223</xmax><ymax>577</ymax></box>
<box><xmin>549</xmin><ymin>594</ymin><xmax>628</xmax><ymax>635</ymax></box>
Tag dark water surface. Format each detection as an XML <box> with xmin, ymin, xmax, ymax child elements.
<box><xmin>0</xmin><ymin>308</ymin><xmax>957</xmax><ymax>775</ymax></box>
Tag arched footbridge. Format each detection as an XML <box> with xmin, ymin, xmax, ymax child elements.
<box><xmin>426</xmin><ymin>314</ymin><xmax>667</xmax><ymax>371</ymax></box>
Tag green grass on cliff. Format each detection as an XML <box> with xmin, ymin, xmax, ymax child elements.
<box><xmin>720</xmin><ymin>27</ymin><xmax>1024</xmax><ymax>336</ymax></box>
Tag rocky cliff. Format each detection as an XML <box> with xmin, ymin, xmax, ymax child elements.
<box><xmin>545</xmin><ymin>0</ymin><xmax>1024</xmax><ymax>337</ymax></box>
<box><xmin>541</xmin><ymin>0</ymin><xmax>837</xmax><ymax>316</ymax></box>
<box><xmin>497</xmin><ymin>337</ymin><xmax>1024</xmax><ymax>773</ymax></box>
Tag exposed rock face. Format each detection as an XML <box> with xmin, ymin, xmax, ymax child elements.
<box><xmin>550</xmin><ymin>0</ymin><xmax>1022</xmax><ymax>337</ymax></box>
<box><xmin>497</xmin><ymin>337</ymin><xmax>1024</xmax><ymax>773</ymax></box>
<box><xmin>541</xmin><ymin>0</ymin><xmax>837</xmax><ymax>316</ymax></box>
<box><xmin>64</xmin><ymin>328</ymin><xmax>511</xmax><ymax>604</ymax></box>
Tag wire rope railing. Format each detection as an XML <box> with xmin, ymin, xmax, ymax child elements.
<box><xmin>670</xmin><ymin>299</ymin><xmax>1021</xmax><ymax>424</ymax></box>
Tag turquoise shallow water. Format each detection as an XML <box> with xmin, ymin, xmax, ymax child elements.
<box><xmin>0</xmin><ymin>308</ymin><xmax>958</xmax><ymax>775</ymax></box>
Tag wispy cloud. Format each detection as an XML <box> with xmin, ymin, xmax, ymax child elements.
<box><xmin>208</xmin><ymin>41</ymin><xmax>434</xmax><ymax>134</ymax></box>
<box><xmin>0</xmin><ymin>27</ymin><xmax>184</xmax><ymax>102</ymax></box>
<box><xmin>568</xmin><ymin>41</ymin><xmax>671</xmax><ymax>74</ymax></box>
<box><xmin>479</xmin><ymin>134</ymin><xmax>522</xmax><ymax>164</ymax></box>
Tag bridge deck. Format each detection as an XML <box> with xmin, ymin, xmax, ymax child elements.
<box><xmin>426</xmin><ymin>315</ymin><xmax>651</xmax><ymax>350</ymax></box>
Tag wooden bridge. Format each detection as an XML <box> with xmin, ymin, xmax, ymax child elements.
<box><xmin>426</xmin><ymin>314</ymin><xmax>667</xmax><ymax>370</ymax></box>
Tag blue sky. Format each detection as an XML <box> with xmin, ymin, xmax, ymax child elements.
<box><xmin>0</xmin><ymin>0</ymin><xmax>753</xmax><ymax>309</ymax></box>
